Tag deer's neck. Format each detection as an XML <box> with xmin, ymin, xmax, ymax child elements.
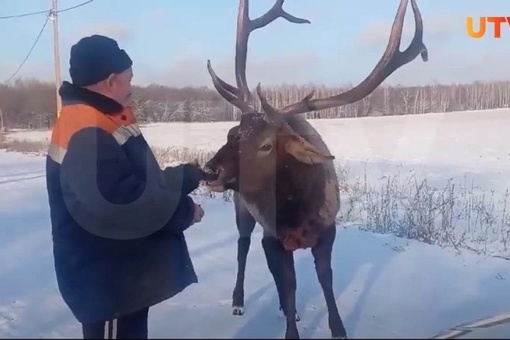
<box><xmin>239</xmin><ymin>187</ymin><xmax>278</xmax><ymax>237</ymax></box>
<box><xmin>239</xmin><ymin>159</ymin><xmax>337</xmax><ymax>237</ymax></box>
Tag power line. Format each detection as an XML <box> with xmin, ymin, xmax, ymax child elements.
<box><xmin>5</xmin><ymin>13</ymin><xmax>51</xmax><ymax>84</ymax></box>
<box><xmin>0</xmin><ymin>9</ymin><xmax>47</xmax><ymax>20</ymax></box>
<box><xmin>56</xmin><ymin>0</ymin><xmax>94</xmax><ymax>13</ymax></box>
<box><xmin>3</xmin><ymin>0</ymin><xmax>94</xmax><ymax>85</ymax></box>
<box><xmin>0</xmin><ymin>0</ymin><xmax>94</xmax><ymax>20</ymax></box>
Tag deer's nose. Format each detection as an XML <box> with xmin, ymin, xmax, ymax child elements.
<box><xmin>203</xmin><ymin>161</ymin><xmax>220</xmax><ymax>180</ymax></box>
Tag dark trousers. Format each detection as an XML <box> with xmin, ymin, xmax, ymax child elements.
<box><xmin>81</xmin><ymin>307</ymin><xmax>149</xmax><ymax>339</ymax></box>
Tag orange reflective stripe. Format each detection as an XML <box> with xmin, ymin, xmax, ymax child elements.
<box><xmin>50</xmin><ymin>104</ymin><xmax>119</xmax><ymax>150</ymax></box>
<box><xmin>49</xmin><ymin>104</ymin><xmax>141</xmax><ymax>150</ymax></box>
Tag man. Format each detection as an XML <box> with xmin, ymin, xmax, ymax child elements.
<box><xmin>45</xmin><ymin>34</ymin><xmax>206</xmax><ymax>339</ymax></box>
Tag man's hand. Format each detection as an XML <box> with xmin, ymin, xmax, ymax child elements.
<box><xmin>192</xmin><ymin>203</ymin><xmax>205</xmax><ymax>225</ymax></box>
<box><xmin>162</xmin><ymin>160</ymin><xmax>207</xmax><ymax>195</ymax></box>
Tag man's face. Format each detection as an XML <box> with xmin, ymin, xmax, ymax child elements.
<box><xmin>105</xmin><ymin>67</ymin><xmax>133</xmax><ymax>106</ymax></box>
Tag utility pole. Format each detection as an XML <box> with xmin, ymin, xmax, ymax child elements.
<box><xmin>0</xmin><ymin>108</ymin><xmax>4</xmax><ymax>132</ymax></box>
<box><xmin>50</xmin><ymin>0</ymin><xmax>62</xmax><ymax>118</ymax></box>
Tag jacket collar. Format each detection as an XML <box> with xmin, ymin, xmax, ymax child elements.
<box><xmin>59</xmin><ymin>81</ymin><xmax>124</xmax><ymax>115</ymax></box>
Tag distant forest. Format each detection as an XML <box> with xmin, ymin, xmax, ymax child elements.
<box><xmin>1</xmin><ymin>79</ymin><xmax>509</xmax><ymax>129</ymax></box>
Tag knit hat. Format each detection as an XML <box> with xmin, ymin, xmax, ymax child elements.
<box><xmin>69</xmin><ymin>34</ymin><xmax>133</xmax><ymax>86</ymax></box>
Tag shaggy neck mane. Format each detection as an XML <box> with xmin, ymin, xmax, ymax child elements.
<box><xmin>237</xmin><ymin>114</ymin><xmax>339</xmax><ymax>236</ymax></box>
<box><xmin>274</xmin><ymin>153</ymin><xmax>327</xmax><ymax>231</ymax></box>
<box><xmin>269</xmin><ymin>114</ymin><xmax>334</xmax><ymax>233</ymax></box>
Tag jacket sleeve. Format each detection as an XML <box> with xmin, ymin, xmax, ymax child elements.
<box><xmin>59</xmin><ymin>126</ymin><xmax>196</xmax><ymax>240</ymax></box>
<box><xmin>162</xmin><ymin>163</ymin><xmax>204</xmax><ymax>195</ymax></box>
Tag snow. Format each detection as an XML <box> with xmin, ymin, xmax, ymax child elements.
<box><xmin>8</xmin><ymin>108</ymin><xmax>510</xmax><ymax>193</ymax></box>
<box><xmin>2</xmin><ymin>108</ymin><xmax>510</xmax><ymax>338</ymax></box>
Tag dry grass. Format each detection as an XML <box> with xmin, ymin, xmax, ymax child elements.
<box><xmin>152</xmin><ymin>146</ymin><xmax>216</xmax><ymax>167</ymax></box>
<box><xmin>3</xmin><ymin>136</ymin><xmax>509</xmax><ymax>257</ymax></box>
<box><xmin>339</xmin><ymin>167</ymin><xmax>510</xmax><ymax>257</ymax></box>
<box><xmin>151</xmin><ymin>145</ymin><xmax>510</xmax><ymax>257</ymax></box>
<box><xmin>0</xmin><ymin>135</ymin><xmax>49</xmax><ymax>155</ymax></box>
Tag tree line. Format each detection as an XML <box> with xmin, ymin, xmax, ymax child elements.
<box><xmin>1</xmin><ymin>78</ymin><xmax>509</xmax><ymax>129</ymax></box>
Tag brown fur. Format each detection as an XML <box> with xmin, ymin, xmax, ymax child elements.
<box><xmin>202</xmin><ymin>1</ymin><xmax>428</xmax><ymax>337</ymax></box>
<box><xmin>206</xmin><ymin>112</ymin><xmax>336</xmax><ymax>245</ymax></box>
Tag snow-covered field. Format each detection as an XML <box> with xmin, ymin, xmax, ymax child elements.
<box><xmin>7</xmin><ymin>108</ymin><xmax>510</xmax><ymax>254</ymax></box>
<box><xmin>2</xmin><ymin>108</ymin><xmax>510</xmax><ymax>338</ymax></box>
<box><xmin>8</xmin><ymin>108</ymin><xmax>510</xmax><ymax>191</ymax></box>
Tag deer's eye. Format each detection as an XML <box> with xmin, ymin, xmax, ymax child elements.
<box><xmin>260</xmin><ymin>143</ymin><xmax>272</xmax><ymax>152</ymax></box>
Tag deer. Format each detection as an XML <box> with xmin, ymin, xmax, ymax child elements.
<box><xmin>202</xmin><ymin>0</ymin><xmax>428</xmax><ymax>338</ymax></box>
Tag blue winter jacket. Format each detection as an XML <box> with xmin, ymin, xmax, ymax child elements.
<box><xmin>45</xmin><ymin>81</ymin><xmax>198</xmax><ymax>324</ymax></box>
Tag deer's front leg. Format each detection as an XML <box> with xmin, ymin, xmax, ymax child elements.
<box><xmin>312</xmin><ymin>227</ymin><xmax>347</xmax><ymax>339</ymax></box>
<box><xmin>232</xmin><ymin>192</ymin><xmax>257</xmax><ymax>315</ymax></box>
<box><xmin>279</xmin><ymin>243</ymin><xmax>299</xmax><ymax>339</ymax></box>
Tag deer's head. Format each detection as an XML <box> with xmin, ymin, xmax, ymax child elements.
<box><xmin>204</xmin><ymin>0</ymin><xmax>428</xmax><ymax>201</ymax></box>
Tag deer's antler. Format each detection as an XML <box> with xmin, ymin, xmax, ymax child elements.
<box><xmin>274</xmin><ymin>0</ymin><xmax>428</xmax><ymax>116</ymax></box>
<box><xmin>207</xmin><ymin>0</ymin><xmax>310</xmax><ymax>113</ymax></box>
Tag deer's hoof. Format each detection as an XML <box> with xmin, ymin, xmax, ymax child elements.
<box><xmin>279</xmin><ymin>306</ymin><xmax>301</xmax><ymax>322</ymax></box>
<box><xmin>285</xmin><ymin>328</ymin><xmax>300</xmax><ymax>339</ymax></box>
<box><xmin>232</xmin><ymin>306</ymin><xmax>244</xmax><ymax>316</ymax></box>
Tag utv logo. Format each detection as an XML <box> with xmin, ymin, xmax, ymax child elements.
<box><xmin>466</xmin><ymin>16</ymin><xmax>510</xmax><ymax>38</ymax></box>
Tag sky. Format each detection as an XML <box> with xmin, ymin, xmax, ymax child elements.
<box><xmin>0</xmin><ymin>0</ymin><xmax>508</xmax><ymax>88</ymax></box>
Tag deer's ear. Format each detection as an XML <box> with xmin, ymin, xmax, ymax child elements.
<box><xmin>280</xmin><ymin>124</ymin><xmax>334</xmax><ymax>164</ymax></box>
<box><xmin>285</xmin><ymin>135</ymin><xmax>335</xmax><ymax>164</ymax></box>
